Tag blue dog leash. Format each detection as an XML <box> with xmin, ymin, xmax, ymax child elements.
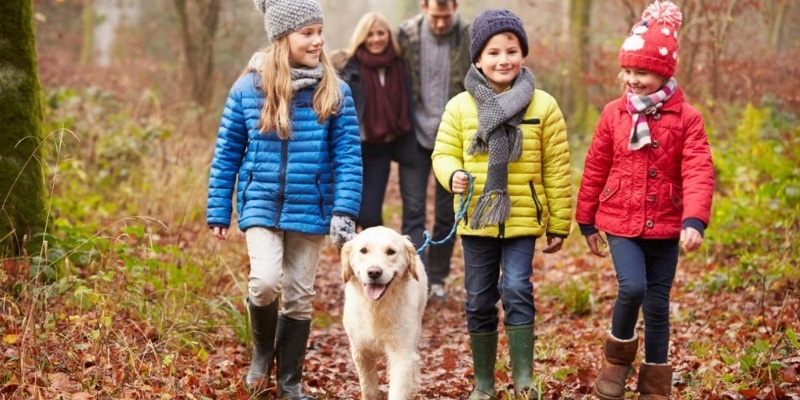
<box><xmin>416</xmin><ymin>174</ymin><xmax>475</xmax><ymax>254</ymax></box>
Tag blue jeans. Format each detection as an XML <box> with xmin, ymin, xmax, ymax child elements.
<box><xmin>607</xmin><ymin>234</ymin><xmax>678</xmax><ymax>363</ymax></box>
<box><xmin>461</xmin><ymin>235</ymin><xmax>536</xmax><ymax>333</ymax></box>
<box><xmin>394</xmin><ymin>135</ymin><xmax>455</xmax><ymax>285</ymax></box>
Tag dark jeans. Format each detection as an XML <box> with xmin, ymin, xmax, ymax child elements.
<box><xmin>461</xmin><ymin>235</ymin><xmax>536</xmax><ymax>333</ymax></box>
<box><xmin>607</xmin><ymin>234</ymin><xmax>679</xmax><ymax>364</ymax></box>
<box><xmin>357</xmin><ymin>142</ymin><xmax>393</xmax><ymax>228</ymax></box>
<box><xmin>393</xmin><ymin>134</ymin><xmax>455</xmax><ymax>285</ymax></box>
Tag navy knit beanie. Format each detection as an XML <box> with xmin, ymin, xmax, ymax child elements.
<box><xmin>470</xmin><ymin>8</ymin><xmax>529</xmax><ymax>63</ymax></box>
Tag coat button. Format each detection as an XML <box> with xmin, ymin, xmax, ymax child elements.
<box><xmin>646</xmin><ymin>220</ymin><xmax>654</xmax><ymax>228</ymax></box>
<box><xmin>653</xmin><ymin>113</ymin><xmax>661</xmax><ymax>120</ymax></box>
<box><xmin>647</xmin><ymin>195</ymin><xmax>656</xmax><ymax>202</ymax></box>
<box><xmin>652</xmin><ymin>140</ymin><xmax>659</xmax><ymax>148</ymax></box>
<box><xmin>604</xmin><ymin>188</ymin><xmax>610</xmax><ymax>194</ymax></box>
<box><xmin>649</xmin><ymin>168</ymin><xmax>657</xmax><ymax>177</ymax></box>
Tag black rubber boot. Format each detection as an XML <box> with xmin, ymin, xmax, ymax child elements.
<box><xmin>245</xmin><ymin>299</ymin><xmax>278</xmax><ymax>387</ymax></box>
<box><xmin>276</xmin><ymin>316</ymin><xmax>315</xmax><ymax>400</ymax></box>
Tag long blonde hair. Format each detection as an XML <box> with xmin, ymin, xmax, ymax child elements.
<box><xmin>255</xmin><ymin>37</ymin><xmax>342</xmax><ymax>140</ymax></box>
<box><xmin>345</xmin><ymin>12</ymin><xmax>400</xmax><ymax>57</ymax></box>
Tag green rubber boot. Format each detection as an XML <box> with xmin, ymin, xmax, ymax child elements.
<box><xmin>468</xmin><ymin>331</ymin><xmax>498</xmax><ymax>400</ymax></box>
<box><xmin>507</xmin><ymin>324</ymin><xmax>539</xmax><ymax>399</ymax></box>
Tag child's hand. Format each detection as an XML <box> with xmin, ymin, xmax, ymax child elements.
<box><xmin>211</xmin><ymin>226</ymin><xmax>227</xmax><ymax>240</ymax></box>
<box><xmin>584</xmin><ymin>232</ymin><xmax>607</xmax><ymax>257</ymax></box>
<box><xmin>542</xmin><ymin>235</ymin><xmax>564</xmax><ymax>254</ymax></box>
<box><xmin>330</xmin><ymin>214</ymin><xmax>356</xmax><ymax>249</ymax></box>
<box><xmin>451</xmin><ymin>171</ymin><xmax>470</xmax><ymax>194</ymax></box>
<box><xmin>680</xmin><ymin>227</ymin><xmax>703</xmax><ymax>252</ymax></box>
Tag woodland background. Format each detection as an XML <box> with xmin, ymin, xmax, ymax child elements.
<box><xmin>1</xmin><ymin>0</ymin><xmax>799</xmax><ymax>398</ymax></box>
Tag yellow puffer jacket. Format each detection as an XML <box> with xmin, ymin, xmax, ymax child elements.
<box><xmin>432</xmin><ymin>89</ymin><xmax>573</xmax><ymax>238</ymax></box>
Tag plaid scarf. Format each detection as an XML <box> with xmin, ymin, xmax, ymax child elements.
<box><xmin>626</xmin><ymin>77</ymin><xmax>677</xmax><ymax>150</ymax></box>
<box><xmin>465</xmin><ymin>65</ymin><xmax>535</xmax><ymax>229</ymax></box>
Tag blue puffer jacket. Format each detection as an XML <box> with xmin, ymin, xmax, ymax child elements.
<box><xmin>206</xmin><ymin>72</ymin><xmax>363</xmax><ymax>235</ymax></box>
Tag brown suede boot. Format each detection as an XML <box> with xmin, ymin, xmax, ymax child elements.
<box><xmin>593</xmin><ymin>332</ymin><xmax>638</xmax><ymax>400</ymax></box>
<box><xmin>638</xmin><ymin>363</ymin><xmax>673</xmax><ymax>399</ymax></box>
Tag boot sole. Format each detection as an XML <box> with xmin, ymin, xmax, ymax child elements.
<box><xmin>593</xmin><ymin>387</ymin><xmax>624</xmax><ymax>400</ymax></box>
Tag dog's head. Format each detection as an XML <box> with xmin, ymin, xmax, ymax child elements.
<box><xmin>340</xmin><ymin>226</ymin><xmax>420</xmax><ymax>301</ymax></box>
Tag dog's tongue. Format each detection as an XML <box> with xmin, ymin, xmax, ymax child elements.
<box><xmin>366</xmin><ymin>283</ymin><xmax>387</xmax><ymax>300</ymax></box>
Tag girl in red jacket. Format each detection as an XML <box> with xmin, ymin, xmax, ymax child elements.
<box><xmin>575</xmin><ymin>1</ymin><xmax>714</xmax><ymax>399</ymax></box>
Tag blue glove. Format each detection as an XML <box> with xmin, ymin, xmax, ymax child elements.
<box><xmin>330</xmin><ymin>214</ymin><xmax>356</xmax><ymax>248</ymax></box>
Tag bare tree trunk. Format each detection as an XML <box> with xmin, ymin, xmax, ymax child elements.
<box><xmin>80</xmin><ymin>0</ymin><xmax>94</xmax><ymax>66</ymax></box>
<box><xmin>568</xmin><ymin>0</ymin><xmax>592</xmax><ymax>134</ymax></box>
<box><xmin>708</xmin><ymin>0</ymin><xmax>739</xmax><ymax>100</ymax></box>
<box><xmin>0</xmin><ymin>0</ymin><xmax>47</xmax><ymax>256</ymax></box>
<box><xmin>768</xmin><ymin>0</ymin><xmax>788</xmax><ymax>53</ymax></box>
<box><xmin>173</xmin><ymin>0</ymin><xmax>221</xmax><ymax>108</ymax></box>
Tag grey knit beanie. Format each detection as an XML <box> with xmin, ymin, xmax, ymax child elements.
<box><xmin>469</xmin><ymin>8</ymin><xmax>529</xmax><ymax>63</ymax></box>
<box><xmin>254</xmin><ymin>0</ymin><xmax>324</xmax><ymax>42</ymax></box>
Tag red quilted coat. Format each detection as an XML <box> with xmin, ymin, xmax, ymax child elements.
<box><xmin>576</xmin><ymin>87</ymin><xmax>714</xmax><ymax>239</ymax></box>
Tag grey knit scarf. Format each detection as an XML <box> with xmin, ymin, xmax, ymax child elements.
<box><xmin>465</xmin><ymin>65</ymin><xmax>535</xmax><ymax>229</ymax></box>
<box><xmin>290</xmin><ymin>64</ymin><xmax>324</xmax><ymax>92</ymax></box>
<box><xmin>246</xmin><ymin>51</ymin><xmax>323</xmax><ymax>92</ymax></box>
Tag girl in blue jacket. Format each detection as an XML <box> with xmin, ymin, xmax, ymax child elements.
<box><xmin>206</xmin><ymin>0</ymin><xmax>362</xmax><ymax>397</ymax></box>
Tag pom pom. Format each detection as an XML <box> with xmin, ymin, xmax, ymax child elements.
<box><xmin>642</xmin><ymin>0</ymin><xmax>683</xmax><ymax>28</ymax></box>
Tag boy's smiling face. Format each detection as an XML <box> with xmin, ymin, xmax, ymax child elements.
<box><xmin>475</xmin><ymin>32</ymin><xmax>525</xmax><ymax>93</ymax></box>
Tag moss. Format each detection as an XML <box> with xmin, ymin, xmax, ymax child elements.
<box><xmin>0</xmin><ymin>0</ymin><xmax>47</xmax><ymax>256</ymax></box>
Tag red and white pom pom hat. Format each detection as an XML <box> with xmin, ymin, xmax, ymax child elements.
<box><xmin>618</xmin><ymin>0</ymin><xmax>683</xmax><ymax>78</ymax></box>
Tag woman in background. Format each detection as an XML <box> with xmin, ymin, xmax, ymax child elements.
<box><xmin>337</xmin><ymin>12</ymin><xmax>411</xmax><ymax>230</ymax></box>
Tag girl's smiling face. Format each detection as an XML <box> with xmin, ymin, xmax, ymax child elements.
<box><xmin>475</xmin><ymin>32</ymin><xmax>525</xmax><ymax>93</ymax></box>
<box><xmin>288</xmin><ymin>24</ymin><xmax>324</xmax><ymax>68</ymax></box>
<box><xmin>621</xmin><ymin>67</ymin><xmax>667</xmax><ymax>95</ymax></box>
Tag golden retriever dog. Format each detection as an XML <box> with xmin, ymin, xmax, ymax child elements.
<box><xmin>340</xmin><ymin>226</ymin><xmax>428</xmax><ymax>400</ymax></box>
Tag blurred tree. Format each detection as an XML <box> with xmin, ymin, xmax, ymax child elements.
<box><xmin>567</xmin><ymin>0</ymin><xmax>592</xmax><ymax>134</ymax></box>
<box><xmin>174</xmin><ymin>0</ymin><xmax>221</xmax><ymax>108</ymax></box>
<box><xmin>80</xmin><ymin>0</ymin><xmax>94</xmax><ymax>66</ymax></box>
<box><xmin>0</xmin><ymin>0</ymin><xmax>47</xmax><ymax>256</ymax></box>
<box><xmin>767</xmin><ymin>0</ymin><xmax>787</xmax><ymax>53</ymax></box>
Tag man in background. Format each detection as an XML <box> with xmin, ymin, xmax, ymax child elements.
<box><xmin>397</xmin><ymin>0</ymin><xmax>471</xmax><ymax>300</ymax></box>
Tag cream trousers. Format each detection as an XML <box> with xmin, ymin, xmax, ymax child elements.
<box><xmin>245</xmin><ymin>227</ymin><xmax>324</xmax><ymax>320</ymax></box>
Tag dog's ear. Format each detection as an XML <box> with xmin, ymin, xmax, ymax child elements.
<box><xmin>341</xmin><ymin>241</ymin><xmax>354</xmax><ymax>283</ymax></box>
<box><xmin>404</xmin><ymin>237</ymin><xmax>420</xmax><ymax>281</ymax></box>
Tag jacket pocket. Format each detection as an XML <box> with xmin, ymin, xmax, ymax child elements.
<box><xmin>666</xmin><ymin>182</ymin><xmax>683</xmax><ymax>210</ymax></box>
<box><xmin>315</xmin><ymin>173</ymin><xmax>325</xmax><ymax>219</ymax></box>
<box><xmin>242</xmin><ymin>171</ymin><xmax>254</xmax><ymax>207</ymax></box>
<box><xmin>599</xmin><ymin>179</ymin><xmax>621</xmax><ymax>203</ymax></box>
<box><xmin>528</xmin><ymin>181</ymin><xmax>543</xmax><ymax>225</ymax></box>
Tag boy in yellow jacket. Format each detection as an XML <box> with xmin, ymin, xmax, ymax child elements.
<box><xmin>431</xmin><ymin>8</ymin><xmax>572</xmax><ymax>400</ymax></box>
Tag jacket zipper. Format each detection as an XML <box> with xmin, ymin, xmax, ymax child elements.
<box><xmin>529</xmin><ymin>181</ymin><xmax>543</xmax><ymax>225</ymax></box>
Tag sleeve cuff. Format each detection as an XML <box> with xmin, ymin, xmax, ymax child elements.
<box><xmin>579</xmin><ymin>223</ymin><xmax>598</xmax><ymax>236</ymax></box>
<box><xmin>682</xmin><ymin>218</ymin><xmax>706</xmax><ymax>237</ymax></box>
